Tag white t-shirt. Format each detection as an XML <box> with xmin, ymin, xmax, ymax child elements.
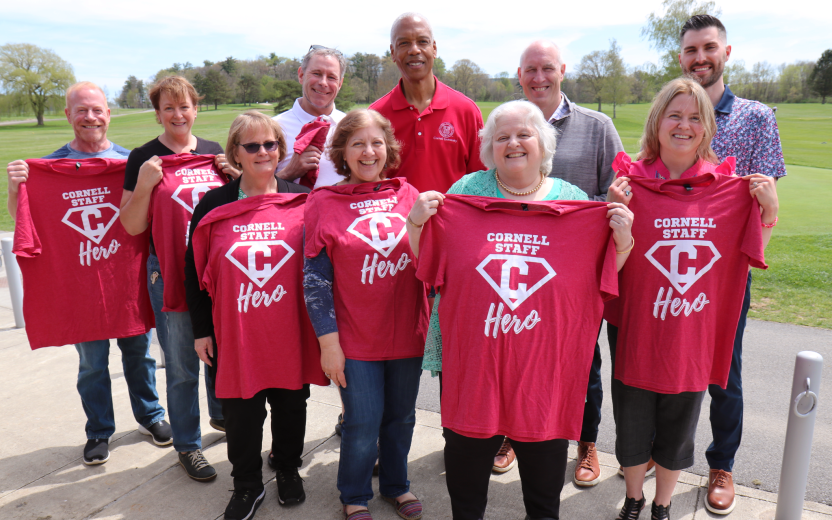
<box><xmin>273</xmin><ymin>98</ymin><xmax>345</xmax><ymax>189</ymax></box>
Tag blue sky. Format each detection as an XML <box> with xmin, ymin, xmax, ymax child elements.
<box><xmin>2</xmin><ymin>0</ymin><xmax>830</xmax><ymax>101</ymax></box>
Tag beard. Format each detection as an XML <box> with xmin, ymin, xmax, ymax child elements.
<box><xmin>685</xmin><ymin>59</ymin><xmax>725</xmax><ymax>88</ymax></box>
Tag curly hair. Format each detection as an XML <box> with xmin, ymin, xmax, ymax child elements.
<box><xmin>327</xmin><ymin>109</ymin><xmax>401</xmax><ymax>179</ymax></box>
<box><xmin>479</xmin><ymin>100</ymin><xmax>557</xmax><ymax>176</ymax></box>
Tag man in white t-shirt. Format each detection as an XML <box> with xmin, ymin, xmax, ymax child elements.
<box><xmin>274</xmin><ymin>46</ymin><xmax>347</xmax><ymax>188</ymax></box>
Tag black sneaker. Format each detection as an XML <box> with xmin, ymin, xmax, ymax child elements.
<box><xmin>617</xmin><ymin>495</ymin><xmax>646</xmax><ymax>520</ymax></box>
<box><xmin>651</xmin><ymin>501</ymin><xmax>672</xmax><ymax>520</ymax></box>
<box><xmin>138</xmin><ymin>420</ymin><xmax>173</xmax><ymax>446</ymax></box>
<box><xmin>82</xmin><ymin>439</ymin><xmax>109</xmax><ymax>465</ymax></box>
<box><xmin>179</xmin><ymin>449</ymin><xmax>217</xmax><ymax>481</ymax></box>
<box><xmin>225</xmin><ymin>487</ymin><xmax>265</xmax><ymax>520</ymax></box>
<box><xmin>334</xmin><ymin>413</ymin><xmax>343</xmax><ymax>436</ymax></box>
<box><xmin>210</xmin><ymin>418</ymin><xmax>226</xmax><ymax>432</ymax></box>
<box><xmin>275</xmin><ymin>467</ymin><xmax>305</xmax><ymax>505</ymax></box>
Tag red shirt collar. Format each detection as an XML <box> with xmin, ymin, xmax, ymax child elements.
<box><xmin>390</xmin><ymin>76</ymin><xmax>450</xmax><ymax>112</ymax></box>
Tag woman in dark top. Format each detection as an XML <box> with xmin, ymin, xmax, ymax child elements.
<box><xmin>118</xmin><ymin>76</ymin><xmax>238</xmax><ymax>481</ymax></box>
<box><xmin>185</xmin><ymin>111</ymin><xmax>313</xmax><ymax>520</ymax></box>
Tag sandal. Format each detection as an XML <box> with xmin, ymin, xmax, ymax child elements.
<box><xmin>344</xmin><ymin>505</ymin><xmax>373</xmax><ymax>520</ymax></box>
<box><xmin>384</xmin><ymin>495</ymin><xmax>423</xmax><ymax>520</ymax></box>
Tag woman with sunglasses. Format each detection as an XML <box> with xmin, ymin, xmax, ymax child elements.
<box><xmin>184</xmin><ymin>111</ymin><xmax>321</xmax><ymax>520</ymax></box>
<box><xmin>120</xmin><ymin>75</ymin><xmax>239</xmax><ymax>481</ymax></box>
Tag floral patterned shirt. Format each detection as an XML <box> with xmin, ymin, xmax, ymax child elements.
<box><xmin>711</xmin><ymin>86</ymin><xmax>787</xmax><ymax>178</ymax></box>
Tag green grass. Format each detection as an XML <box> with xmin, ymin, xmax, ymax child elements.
<box><xmin>0</xmin><ymin>102</ymin><xmax>829</xmax><ymax>328</ymax></box>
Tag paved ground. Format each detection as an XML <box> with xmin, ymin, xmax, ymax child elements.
<box><xmin>0</xmin><ymin>244</ymin><xmax>830</xmax><ymax>519</ymax></box>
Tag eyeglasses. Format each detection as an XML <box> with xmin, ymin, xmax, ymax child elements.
<box><xmin>238</xmin><ymin>141</ymin><xmax>279</xmax><ymax>154</ymax></box>
<box><xmin>308</xmin><ymin>44</ymin><xmax>343</xmax><ymax>57</ymax></box>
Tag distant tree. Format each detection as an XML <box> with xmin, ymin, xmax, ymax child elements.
<box><xmin>221</xmin><ymin>56</ymin><xmax>238</xmax><ymax>76</ymax></box>
<box><xmin>203</xmin><ymin>69</ymin><xmax>232</xmax><ymax>109</ymax></box>
<box><xmin>272</xmin><ymin>80</ymin><xmax>303</xmax><ymax>113</ymax></box>
<box><xmin>237</xmin><ymin>73</ymin><xmax>258</xmax><ymax>106</ymax></box>
<box><xmin>349</xmin><ymin>76</ymin><xmax>369</xmax><ymax>103</ymax></box>
<box><xmin>350</xmin><ymin>53</ymin><xmax>382</xmax><ymax>102</ymax></box>
<box><xmin>182</xmin><ymin>61</ymin><xmax>194</xmax><ymax>72</ymax></box>
<box><xmin>204</xmin><ymin>60</ymin><xmax>214</xmax><ymax>67</ymax></box>
<box><xmin>778</xmin><ymin>61</ymin><xmax>815</xmax><ymax>102</ymax></box>
<box><xmin>0</xmin><ymin>43</ymin><xmax>75</xmax><ymax>125</ymax></box>
<box><xmin>448</xmin><ymin>59</ymin><xmax>488</xmax><ymax>100</ymax></box>
<box><xmin>642</xmin><ymin>0</ymin><xmax>722</xmax><ymax>81</ymax></box>
<box><xmin>810</xmin><ymin>50</ymin><xmax>832</xmax><ymax>104</ymax></box>
<box><xmin>577</xmin><ymin>50</ymin><xmax>609</xmax><ymax>112</ymax></box>
<box><xmin>192</xmin><ymin>73</ymin><xmax>206</xmax><ymax>111</ymax></box>
<box><xmin>631</xmin><ymin>63</ymin><xmax>661</xmax><ymax>102</ymax></box>
<box><xmin>603</xmin><ymin>39</ymin><xmax>631</xmax><ymax>118</ymax></box>
<box><xmin>336</xmin><ymin>74</ymin><xmax>356</xmax><ymax>111</ymax></box>
<box><xmin>434</xmin><ymin>56</ymin><xmax>447</xmax><ymax>81</ymax></box>
<box><xmin>377</xmin><ymin>55</ymin><xmax>400</xmax><ymax>99</ymax></box>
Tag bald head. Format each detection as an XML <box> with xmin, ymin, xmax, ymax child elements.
<box><xmin>517</xmin><ymin>40</ymin><xmax>566</xmax><ymax>121</ymax></box>
<box><xmin>519</xmin><ymin>40</ymin><xmax>562</xmax><ymax>69</ymax></box>
<box><xmin>390</xmin><ymin>12</ymin><xmax>433</xmax><ymax>44</ymax></box>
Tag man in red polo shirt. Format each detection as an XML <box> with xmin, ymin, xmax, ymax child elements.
<box><xmin>371</xmin><ymin>12</ymin><xmax>485</xmax><ymax>194</ymax></box>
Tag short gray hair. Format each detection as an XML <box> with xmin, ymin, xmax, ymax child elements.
<box><xmin>390</xmin><ymin>12</ymin><xmax>434</xmax><ymax>44</ymax></box>
<box><xmin>479</xmin><ymin>100</ymin><xmax>557</xmax><ymax>176</ymax></box>
<box><xmin>301</xmin><ymin>46</ymin><xmax>348</xmax><ymax>80</ymax></box>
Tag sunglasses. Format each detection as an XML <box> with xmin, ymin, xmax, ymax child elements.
<box><xmin>238</xmin><ymin>141</ymin><xmax>279</xmax><ymax>154</ymax></box>
<box><xmin>309</xmin><ymin>44</ymin><xmax>343</xmax><ymax>56</ymax></box>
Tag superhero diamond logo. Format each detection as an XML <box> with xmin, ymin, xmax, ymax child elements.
<box><xmin>62</xmin><ymin>203</ymin><xmax>119</xmax><ymax>244</ymax></box>
<box><xmin>644</xmin><ymin>240</ymin><xmax>721</xmax><ymax>295</ymax></box>
<box><xmin>347</xmin><ymin>212</ymin><xmax>406</xmax><ymax>258</ymax></box>
<box><xmin>476</xmin><ymin>254</ymin><xmax>556</xmax><ymax>311</ymax></box>
<box><xmin>171</xmin><ymin>182</ymin><xmax>223</xmax><ymax>214</ymax></box>
<box><xmin>225</xmin><ymin>241</ymin><xmax>294</xmax><ymax>288</ymax></box>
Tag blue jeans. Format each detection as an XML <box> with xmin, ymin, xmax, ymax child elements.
<box><xmin>147</xmin><ymin>253</ymin><xmax>222</xmax><ymax>452</ymax></box>
<box><xmin>75</xmin><ymin>333</ymin><xmax>165</xmax><ymax>439</ymax></box>
<box><xmin>338</xmin><ymin>356</ymin><xmax>423</xmax><ymax>507</ymax></box>
<box><xmin>706</xmin><ymin>271</ymin><xmax>752</xmax><ymax>472</ymax></box>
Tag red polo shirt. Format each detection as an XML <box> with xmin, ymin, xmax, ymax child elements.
<box><xmin>371</xmin><ymin>77</ymin><xmax>486</xmax><ymax>194</ymax></box>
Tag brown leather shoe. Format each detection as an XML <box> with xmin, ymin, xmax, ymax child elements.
<box><xmin>706</xmin><ymin>469</ymin><xmax>736</xmax><ymax>514</ymax></box>
<box><xmin>574</xmin><ymin>441</ymin><xmax>601</xmax><ymax>487</ymax></box>
<box><xmin>492</xmin><ymin>438</ymin><xmax>516</xmax><ymax>473</ymax></box>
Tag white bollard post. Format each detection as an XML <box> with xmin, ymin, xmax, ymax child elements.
<box><xmin>1</xmin><ymin>237</ymin><xmax>25</xmax><ymax>328</ymax></box>
<box><xmin>775</xmin><ymin>351</ymin><xmax>823</xmax><ymax>520</ymax></box>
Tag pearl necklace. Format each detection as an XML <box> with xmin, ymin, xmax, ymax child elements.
<box><xmin>495</xmin><ymin>170</ymin><xmax>546</xmax><ymax>197</ymax></box>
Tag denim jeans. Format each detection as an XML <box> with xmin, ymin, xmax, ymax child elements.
<box><xmin>338</xmin><ymin>356</ymin><xmax>423</xmax><ymax>507</ymax></box>
<box><xmin>147</xmin><ymin>253</ymin><xmax>222</xmax><ymax>452</ymax></box>
<box><xmin>75</xmin><ymin>333</ymin><xmax>165</xmax><ymax>439</ymax></box>
<box><xmin>706</xmin><ymin>271</ymin><xmax>752</xmax><ymax>472</ymax></box>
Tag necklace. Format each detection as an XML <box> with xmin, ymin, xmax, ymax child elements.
<box><xmin>495</xmin><ymin>170</ymin><xmax>546</xmax><ymax>197</ymax></box>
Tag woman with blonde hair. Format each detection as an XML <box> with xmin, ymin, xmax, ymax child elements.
<box><xmin>606</xmin><ymin>78</ymin><xmax>778</xmax><ymax>520</ymax></box>
<box><xmin>185</xmin><ymin>110</ymin><xmax>324</xmax><ymax>520</ymax></box>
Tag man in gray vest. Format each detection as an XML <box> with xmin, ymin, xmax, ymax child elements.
<box><xmin>512</xmin><ymin>40</ymin><xmax>624</xmax><ymax>486</ymax></box>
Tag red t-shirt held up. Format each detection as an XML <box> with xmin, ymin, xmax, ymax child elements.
<box><xmin>416</xmin><ymin>195</ymin><xmax>618</xmax><ymax>442</ymax></box>
<box><xmin>14</xmin><ymin>159</ymin><xmax>154</xmax><ymax>349</ymax></box>
<box><xmin>608</xmin><ymin>173</ymin><xmax>766</xmax><ymax>394</ymax></box>
<box><xmin>149</xmin><ymin>154</ymin><xmax>226</xmax><ymax>312</ymax></box>
<box><xmin>304</xmin><ymin>178</ymin><xmax>428</xmax><ymax>361</ymax></box>
<box><xmin>192</xmin><ymin>193</ymin><xmax>327</xmax><ymax>399</ymax></box>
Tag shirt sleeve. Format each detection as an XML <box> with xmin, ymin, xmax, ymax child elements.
<box><xmin>596</xmin><ymin>119</ymin><xmax>625</xmax><ymax>201</ymax></box>
<box><xmin>11</xmin><ymin>182</ymin><xmax>41</xmax><ymax>257</ymax></box>
<box><xmin>751</xmin><ymin>108</ymin><xmax>787</xmax><ymax>178</ymax></box>
<box><xmin>302</xmin><ymin>246</ymin><xmax>338</xmax><ymax>337</ymax></box>
<box><xmin>415</xmin><ymin>208</ymin><xmax>447</xmax><ymax>288</ymax></box>
<box><xmin>741</xmin><ymin>190</ymin><xmax>768</xmax><ymax>270</ymax></box>
<box><xmin>185</xmin><ymin>198</ymin><xmax>215</xmax><ymax>339</ymax></box>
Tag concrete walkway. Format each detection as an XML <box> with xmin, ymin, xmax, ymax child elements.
<box><xmin>0</xmin><ymin>260</ymin><xmax>830</xmax><ymax>519</ymax></box>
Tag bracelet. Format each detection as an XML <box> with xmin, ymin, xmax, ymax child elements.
<box><xmin>762</xmin><ymin>216</ymin><xmax>778</xmax><ymax>228</ymax></box>
<box><xmin>616</xmin><ymin>237</ymin><xmax>635</xmax><ymax>255</ymax></box>
<box><xmin>407</xmin><ymin>215</ymin><xmax>423</xmax><ymax>228</ymax></box>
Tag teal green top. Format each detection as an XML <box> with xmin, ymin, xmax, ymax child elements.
<box><xmin>421</xmin><ymin>169</ymin><xmax>588</xmax><ymax>374</ymax></box>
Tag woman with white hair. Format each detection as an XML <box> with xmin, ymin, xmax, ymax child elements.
<box><xmin>408</xmin><ymin>100</ymin><xmax>635</xmax><ymax>520</ymax></box>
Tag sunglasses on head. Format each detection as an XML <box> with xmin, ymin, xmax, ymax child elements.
<box><xmin>309</xmin><ymin>44</ymin><xmax>343</xmax><ymax>56</ymax></box>
<box><xmin>238</xmin><ymin>141</ymin><xmax>279</xmax><ymax>154</ymax></box>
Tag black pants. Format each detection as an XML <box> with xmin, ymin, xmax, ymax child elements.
<box><xmin>443</xmin><ymin>428</ymin><xmax>567</xmax><ymax>520</ymax></box>
<box><xmin>222</xmin><ymin>385</ymin><xmax>310</xmax><ymax>490</ymax></box>
<box><xmin>579</xmin><ymin>322</ymin><xmax>605</xmax><ymax>443</ymax></box>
